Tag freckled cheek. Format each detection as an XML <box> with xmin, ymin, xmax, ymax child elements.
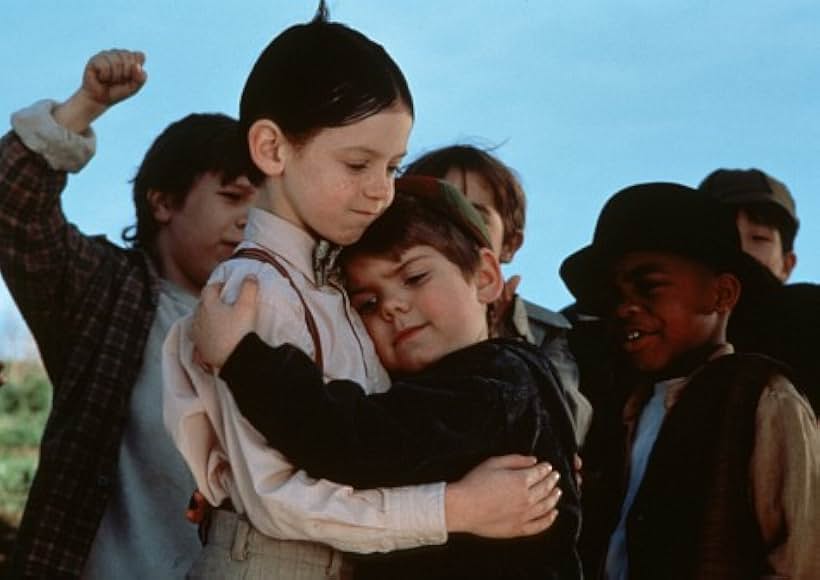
<box><xmin>330</xmin><ymin>176</ymin><xmax>358</xmax><ymax>202</ymax></box>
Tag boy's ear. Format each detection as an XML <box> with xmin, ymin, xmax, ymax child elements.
<box><xmin>780</xmin><ymin>251</ymin><xmax>797</xmax><ymax>281</ymax></box>
<box><xmin>248</xmin><ymin>119</ymin><xmax>287</xmax><ymax>177</ymax></box>
<box><xmin>499</xmin><ymin>230</ymin><xmax>524</xmax><ymax>264</ymax></box>
<box><xmin>476</xmin><ymin>248</ymin><xmax>504</xmax><ymax>304</ymax></box>
<box><xmin>147</xmin><ymin>189</ymin><xmax>174</xmax><ymax>223</ymax></box>
<box><xmin>713</xmin><ymin>272</ymin><xmax>741</xmax><ymax>313</ymax></box>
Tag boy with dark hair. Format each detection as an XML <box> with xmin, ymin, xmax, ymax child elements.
<box><xmin>403</xmin><ymin>145</ymin><xmax>591</xmax><ymax>443</ymax></box>
<box><xmin>698</xmin><ymin>168</ymin><xmax>798</xmax><ymax>282</ymax></box>
<box><xmin>699</xmin><ymin>168</ymin><xmax>820</xmax><ymax>413</ymax></box>
<box><xmin>0</xmin><ymin>50</ymin><xmax>257</xmax><ymax>578</ymax></box>
<box><xmin>189</xmin><ymin>176</ymin><xmax>582</xmax><ymax>579</ymax></box>
<box><xmin>560</xmin><ymin>182</ymin><xmax>819</xmax><ymax>580</ymax></box>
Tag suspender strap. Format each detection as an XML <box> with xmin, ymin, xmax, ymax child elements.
<box><xmin>230</xmin><ymin>247</ymin><xmax>324</xmax><ymax>373</ymax></box>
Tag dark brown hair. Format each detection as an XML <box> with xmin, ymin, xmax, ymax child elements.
<box><xmin>123</xmin><ymin>113</ymin><xmax>249</xmax><ymax>257</ymax></box>
<box><xmin>403</xmin><ymin>145</ymin><xmax>525</xmax><ymax>256</ymax></box>
<box><xmin>339</xmin><ymin>190</ymin><xmax>484</xmax><ymax>281</ymax></box>
<box><xmin>239</xmin><ymin>2</ymin><xmax>414</xmax><ymax>182</ymax></box>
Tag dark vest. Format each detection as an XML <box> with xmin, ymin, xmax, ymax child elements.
<box><xmin>624</xmin><ymin>353</ymin><xmax>788</xmax><ymax>580</ymax></box>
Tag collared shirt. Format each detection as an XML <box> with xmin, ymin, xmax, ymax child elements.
<box><xmin>163</xmin><ymin>208</ymin><xmax>447</xmax><ymax>554</ymax></box>
<box><xmin>1</xmin><ymin>101</ymin><xmax>161</xmax><ymax>578</ymax></box>
<box><xmin>506</xmin><ymin>295</ymin><xmax>593</xmax><ymax>444</ymax></box>
<box><xmin>604</xmin><ymin>378</ymin><xmax>682</xmax><ymax>580</ymax></box>
<box><xmin>618</xmin><ymin>344</ymin><xmax>820</xmax><ymax>579</ymax></box>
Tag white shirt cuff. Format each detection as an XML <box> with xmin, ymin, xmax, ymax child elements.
<box><xmin>10</xmin><ymin>99</ymin><xmax>96</xmax><ymax>173</ymax></box>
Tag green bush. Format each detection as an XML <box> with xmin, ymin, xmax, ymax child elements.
<box><xmin>0</xmin><ymin>370</ymin><xmax>51</xmax><ymax>416</ymax></box>
<box><xmin>0</xmin><ymin>361</ymin><xmax>51</xmax><ymax>526</ymax></box>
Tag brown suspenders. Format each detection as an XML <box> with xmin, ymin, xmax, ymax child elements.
<box><xmin>229</xmin><ymin>247</ymin><xmax>324</xmax><ymax>373</ymax></box>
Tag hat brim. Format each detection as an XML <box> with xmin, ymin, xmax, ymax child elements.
<box><xmin>560</xmin><ymin>243</ymin><xmax>781</xmax><ymax>316</ymax></box>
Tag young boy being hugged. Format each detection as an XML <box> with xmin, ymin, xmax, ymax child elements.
<box><xmin>403</xmin><ymin>145</ymin><xmax>591</xmax><ymax>443</ymax></box>
<box><xmin>191</xmin><ymin>176</ymin><xmax>582</xmax><ymax>579</ymax></box>
<box><xmin>560</xmin><ymin>182</ymin><xmax>820</xmax><ymax>580</ymax></box>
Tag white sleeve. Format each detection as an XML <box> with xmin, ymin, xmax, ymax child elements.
<box><xmin>163</xmin><ymin>263</ymin><xmax>448</xmax><ymax>553</ymax></box>
<box><xmin>11</xmin><ymin>99</ymin><xmax>96</xmax><ymax>172</ymax></box>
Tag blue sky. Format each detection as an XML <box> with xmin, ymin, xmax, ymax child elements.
<box><xmin>1</xmin><ymin>1</ymin><xmax>818</xmax><ymax>357</ymax></box>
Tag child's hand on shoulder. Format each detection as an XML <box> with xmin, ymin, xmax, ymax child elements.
<box><xmin>489</xmin><ymin>274</ymin><xmax>521</xmax><ymax>338</ymax></box>
<box><xmin>191</xmin><ymin>277</ymin><xmax>259</xmax><ymax>371</ymax></box>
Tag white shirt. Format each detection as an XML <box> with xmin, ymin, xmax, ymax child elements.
<box><xmin>604</xmin><ymin>378</ymin><xmax>683</xmax><ymax>580</ymax></box>
<box><xmin>163</xmin><ymin>208</ymin><xmax>447</xmax><ymax>553</ymax></box>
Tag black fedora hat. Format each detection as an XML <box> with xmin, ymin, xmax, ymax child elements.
<box><xmin>560</xmin><ymin>182</ymin><xmax>780</xmax><ymax>314</ymax></box>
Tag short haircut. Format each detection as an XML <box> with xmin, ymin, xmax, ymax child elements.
<box><xmin>403</xmin><ymin>145</ymin><xmax>526</xmax><ymax>254</ymax></box>
<box><xmin>735</xmin><ymin>202</ymin><xmax>797</xmax><ymax>253</ymax></box>
<box><xmin>239</xmin><ymin>2</ymin><xmax>414</xmax><ymax>182</ymax></box>
<box><xmin>339</xmin><ymin>189</ymin><xmax>484</xmax><ymax>282</ymax></box>
<box><xmin>123</xmin><ymin>113</ymin><xmax>248</xmax><ymax>257</ymax></box>
<box><xmin>698</xmin><ymin>168</ymin><xmax>798</xmax><ymax>253</ymax></box>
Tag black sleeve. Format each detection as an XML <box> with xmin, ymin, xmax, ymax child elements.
<box><xmin>220</xmin><ymin>333</ymin><xmax>537</xmax><ymax>488</ymax></box>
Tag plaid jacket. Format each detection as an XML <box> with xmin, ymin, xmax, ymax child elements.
<box><xmin>0</xmin><ymin>132</ymin><xmax>160</xmax><ymax>578</ymax></box>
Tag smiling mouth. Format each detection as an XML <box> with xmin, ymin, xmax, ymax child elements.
<box><xmin>394</xmin><ymin>325</ymin><xmax>425</xmax><ymax>347</ymax></box>
<box><xmin>622</xmin><ymin>329</ymin><xmax>656</xmax><ymax>352</ymax></box>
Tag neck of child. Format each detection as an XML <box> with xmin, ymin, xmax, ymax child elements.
<box><xmin>153</xmin><ymin>238</ymin><xmax>201</xmax><ymax>297</ymax></box>
<box><xmin>254</xmin><ymin>181</ymin><xmax>324</xmax><ymax>242</ymax></box>
<box><xmin>652</xmin><ymin>340</ymin><xmax>728</xmax><ymax>381</ymax></box>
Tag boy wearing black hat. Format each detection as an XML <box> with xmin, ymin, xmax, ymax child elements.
<box><xmin>560</xmin><ymin>182</ymin><xmax>820</xmax><ymax>580</ymax></box>
<box><xmin>187</xmin><ymin>176</ymin><xmax>583</xmax><ymax>580</ymax></box>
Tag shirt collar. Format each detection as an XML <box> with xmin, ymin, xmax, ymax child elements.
<box><xmin>623</xmin><ymin>343</ymin><xmax>735</xmax><ymax>424</ymax></box>
<box><xmin>510</xmin><ymin>296</ymin><xmax>536</xmax><ymax>342</ymax></box>
<box><xmin>242</xmin><ymin>208</ymin><xmax>341</xmax><ymax>285</ymax></box>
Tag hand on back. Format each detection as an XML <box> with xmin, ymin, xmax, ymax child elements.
<box><xmin>445</xmin><ymin>455</ymin><xmax>561</xmax><ymax>538</ymax></box>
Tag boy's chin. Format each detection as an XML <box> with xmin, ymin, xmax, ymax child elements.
<box><xmin>630</xmin><ymin>346</ymin><xmax>719</xmax><ymax>380</ymax></box>
<box><xmin>629</xmin><ymin>356</ymin><xmax>668</xmax><ymax>375</ymax></box>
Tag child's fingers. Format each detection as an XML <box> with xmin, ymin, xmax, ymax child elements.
<box><xmin>235</xmin><ymin>276</ymin><xmax>259</xmax><ymax>309</ymax></box>
<box><xmin>117</xmin><ymin>49</ymin><xmax>146</xmax><ymax>83</ymax></box>
<box><xmin>521</xmin><ymin>507</ymin><xmax>559</xmax><ymax>536</ymax></box>
<box><xmin>192</xmin><ymin>347</ymin><xmax>214</xmax><ymax>375</ymax></box>
<box><xmin>519</xmin><ymin>481</ymin><xmax>562</xmax><ymax>535</ymax></box>
<box><xmin>87</xmin><ymin>51</ymin><xmax>113</xmax><ymax>83</ymax></box>
<box><xmin>88</xmin><ymin>49</ymin><xmax>145</xmax><ymax>85</ymax></box>
<box><xmin>504</xmin><ymin>274</ymin><xmax>521</xmax><ymax>300</ymax></box>
<box><xmin>528</xmin><ymin>467</ymin><xmax>560</xmax><ymax>500</ymax></box>
<box><xmin>478</xmin><ymin>454</ymin><xmax>539</xmax><ymax>471</ymax></box>
<box><xmin>199</xmin><ymin>281</ymin><xmax>225</xmax><ymax>304</ymax></box>
<box><xmin>573</xmin><ymin>453</ymin><xmax>584</xmax><ymax>490</ymax></box>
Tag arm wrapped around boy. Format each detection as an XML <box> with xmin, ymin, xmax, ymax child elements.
<box><xmin>221</xmin><ymin>333</ymin><xmax>582</xmax><ymax>580</ymax></box>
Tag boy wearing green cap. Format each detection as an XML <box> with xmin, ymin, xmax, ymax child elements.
<box><xmin>560</xmin><ymin>182</ymin><xmax>819</xmax><ymax>580</ymax></box>
<box><xmin>189</xmin><ymin>176</ymin><xmax>582</xmax><ymax>580</ymax></box>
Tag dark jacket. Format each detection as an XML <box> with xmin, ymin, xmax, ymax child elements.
<box><xmin>729</xmin><ymin>281</ymin><xmax>820</xmax><ymax>413</ymax></box>
<box><xmin>580</xmin><ymin>353</ymin><xmax>791</xmax><ymax>580</ymax></box>
<box><xmin>221</xmin><ymin>334</ymin><xmax>582</xmax><ymax>580</ymax></box>
<box><xmin>0</xmin><ymin>132</ymin><xmax>158</xmax><ymax>578</ymax></box>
